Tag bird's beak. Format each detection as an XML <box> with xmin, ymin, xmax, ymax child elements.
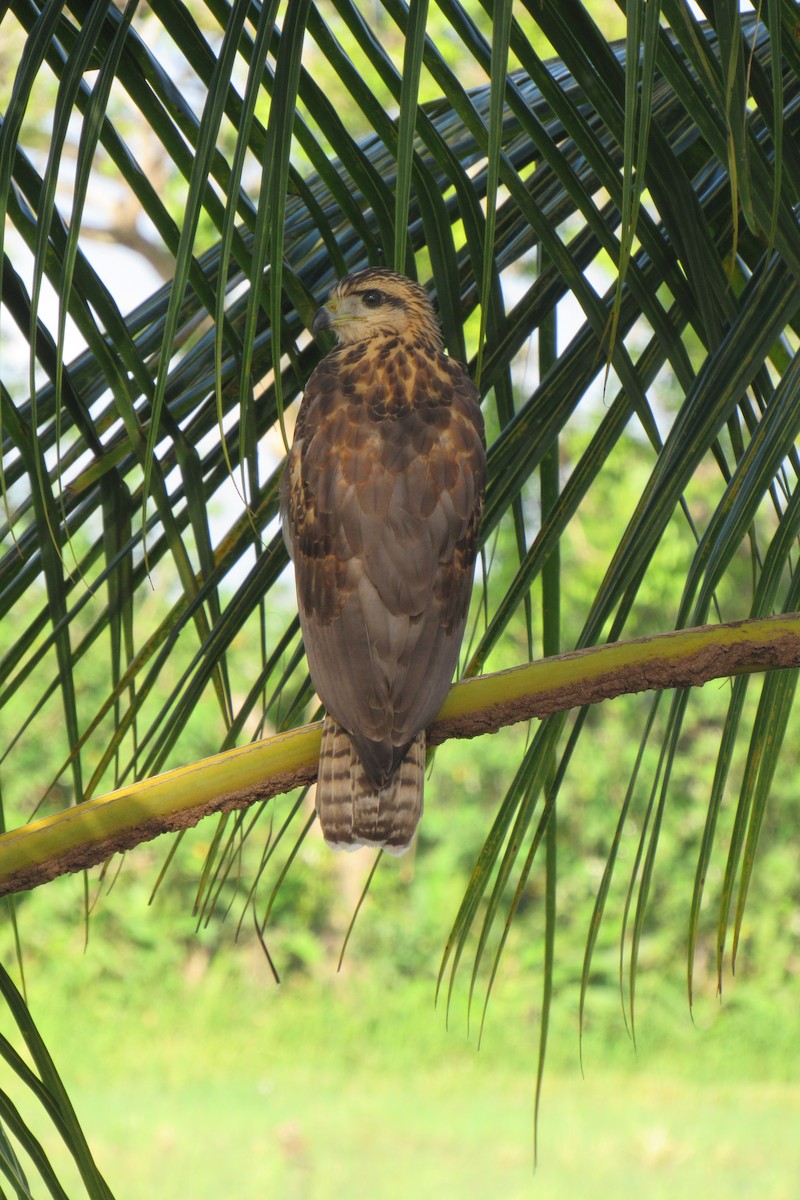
<box><xmin>311</xmin><ymin>304</ymin><xmax>334</xmax><ymax>334</ymax></box>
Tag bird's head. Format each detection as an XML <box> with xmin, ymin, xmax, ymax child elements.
<box><xmin>311</xmin><ymin>268</ymin><xmax>442</xmax><ymax>348</ymax></box>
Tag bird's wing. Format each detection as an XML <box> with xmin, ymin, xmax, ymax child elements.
<box><xmin>281</xmin><ymin>346</ymin><xmax>485</xmax><ymax>785</ymax></box>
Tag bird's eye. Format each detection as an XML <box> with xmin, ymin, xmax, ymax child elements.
<box><xmin>361</xmin><ymin>289</ymin><xmax>384</xmax><ymax>308</ymax></box>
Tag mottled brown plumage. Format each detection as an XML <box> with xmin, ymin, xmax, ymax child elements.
<box><xmin>280</xmin><ymin>268</ymin><xmax>486</xmax><ymax>852</ymax></box>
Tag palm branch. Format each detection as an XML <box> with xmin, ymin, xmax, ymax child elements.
<box><xmin>1</xmin><ymin>0</ymin><xmax>800</xmax><ymax>1183</ymax></box>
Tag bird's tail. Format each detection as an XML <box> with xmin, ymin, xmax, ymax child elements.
<box><xmin>316</xmin><ymin>715</ymin><xmax>424</xmax><ymax>854</ymax></box>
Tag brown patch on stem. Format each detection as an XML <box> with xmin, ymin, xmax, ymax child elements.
<box><xmin>0</xmin><ymin>765</ymin><xmax>317</xmax><ymax>899</ymax></box>
<box><xmin>429</xmin><ymin>628</ymin><xmax>800</xmax><ymax>745</ymax></box>
<box><xmin>2</xmin><ymin>617</ymin><xmax>799</xmax><ymax>897</ymax></box>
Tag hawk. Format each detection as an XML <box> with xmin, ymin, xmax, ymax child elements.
<box><xmin>281</xmin><ymin>268</ymin><xmax>486</xmax><ymax>853</ymax></box>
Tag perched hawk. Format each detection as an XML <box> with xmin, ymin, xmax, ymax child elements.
<box><xmin>281</xmin><ymin>268</ymin><xmax>486</xmax><ymax>853</ymax></box>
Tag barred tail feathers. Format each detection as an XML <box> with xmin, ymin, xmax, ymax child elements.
<box><xmin>316</xmin><ymin>715</ymin><xmax>424</xmax><ymax>854</ymax></box>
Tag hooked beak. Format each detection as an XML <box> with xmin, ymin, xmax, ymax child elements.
<box><xmin>311</xmin><ymin>305</ymin><xmax>334</xmax><ymax>335</ymax></box>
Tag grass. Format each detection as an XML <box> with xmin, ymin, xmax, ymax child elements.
<box><xmin>2</xmin><ymin>844</ymin><xmax>799</xmax><ymax>1200</ymax></box>
<box><xmin>9</xmin><ymin>951</ymin><xmax>799</xmax><ymax>1200</ymax></box>
<box><xmin>56</xmin><ymin>1072</ymin><xmax>800</xmax><ymax>1199</ymax></box>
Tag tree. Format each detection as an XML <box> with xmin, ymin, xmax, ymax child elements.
<box><xmin>1</xmin><ymin>0</ymin><xmax>799</xmax><ymax>1190</ymax></box>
